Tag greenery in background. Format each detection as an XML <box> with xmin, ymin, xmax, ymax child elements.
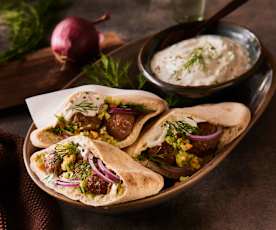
<box><xmin>83</xmin><ymin>54</ymin><xmax>146</xmax><ymax>89</ymax></box>
<box><xmin>84</xmin><ymin>54</ymin><xmax>182</xmax><ymax>107</ymax></box>
<box><xmin>0</xmin><ymin>0</ymin><xmax>68</xmax><ymax>64</ymax></box>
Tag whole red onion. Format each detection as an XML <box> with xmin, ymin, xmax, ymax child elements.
<box><xmin>51</xmin><ymin>13</ymin><xmax>110</xmax><ymax>64</ymax></box>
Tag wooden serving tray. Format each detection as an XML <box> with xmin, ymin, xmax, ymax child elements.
<box><xmin>23</xmin><ymin>37</ymin><xmax>276</xmax><ymax>213</ymax></box>
<box><xmin>0</xmin><ymin>32</ymin><xmax>124</xmax><ymax>110</ymax></box>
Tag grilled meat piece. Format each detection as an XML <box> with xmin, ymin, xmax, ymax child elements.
<box><xmin>148</xmin><ymin>142</ymin><xmax>176</xmax><ymax>165</ymax></box>
<box><xmin>71</xmin><ymin>112</ymin><xmax>101</xmax><ymax>131</ymax></box>
<box><xmin>106</xmin><ymin>113</ymin><xmax>136</xmax><ymax>141</ymax></box>
<box><xmin>86</xmin><ymin>175</ymin><xmax>111</xmax><ymax>195</ymax></box>
<box><xmin>44</xmin><ymin>152</ymin><xmax>61</xmax><ymax>175</ymax></box>
<box><xmin>188</xmin><ymin>122</ymin><xmax>220</xmax><ymax>157</ymax></box>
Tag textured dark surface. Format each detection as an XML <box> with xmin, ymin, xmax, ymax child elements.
<box><xmin>1</xmin><ymin>0</ymin><xmax>276</xmax><ymax>229</ymax></box>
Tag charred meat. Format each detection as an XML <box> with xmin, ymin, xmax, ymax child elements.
<box><xmin>44</xmin><ymin>152</ymin><xmax>61</xmax><ymax>175</ymax></box>
<box><xmin>188</xmin><ymin>122</ymin><xmax>220</xmax><ymax>157</ymax></box>
<box><xmin>86</xmin><ymin>174</ymin><xmax>111</xmax><ymax>195</ymax></box>
<box><xmin>106</xmin><ymin>113</ymin><xmax>136</xmax><ymax>141</ymax></box>
<box><xmin>148</xmin><ymin>142</ymin><xmax>176</xmax><ymax>165</ymax></box>
<box><xmin>70</xmin><ymin>112</ymin><xmax>102</xmax><ymax>131</ymax></box>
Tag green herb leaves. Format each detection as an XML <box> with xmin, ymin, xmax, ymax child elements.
<box><xmin>0</xmin><ymin>2</ymin><xmax>42</xmax><ymax>63</ymax></box>
<box><xmin>173</xmin><ymin>43</ymin><xmax>218</xmax><ymax>80</ymax></box>
<box><xmin>68</xmin><ymin>101</ymin><xmax>98</xmax><ymax>113</ymax></box>
<box><xmin>0</xmin><ymin>0</ymin><xmax>66</xmax><ymax>63</ymax></box>
<box><xmin>48</xmin><ymin>115</ymin><xmax>77</xmax><ymax>135</ymax></box>
<box><xmin>183</xmin><ymin>47</ymin><xmax>205</xmax><ymax>72</ymax></box>
<box><xmin>83</xmin><ymin>54</ymin><xmax>146</xmax><ymax>89</ymax></box>
<box><xmin>73</xmin><ymin>161</ymin><xmax>92</xmax><ymax>180</ymax></box>
<box><xmin>55</xmin><ymin>142</ymin><xmax>80</xmax><ymax>159</ymax></box>
<box><xmin>164</xmin><ymin>120</ymin><xmax>199</xmax><ymax>138</ymax></box>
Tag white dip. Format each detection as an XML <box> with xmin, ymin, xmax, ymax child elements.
<box><xmin>151</xmin><ymin>35</ymin><xmax>251</xmax><ymax>86</ymax></box>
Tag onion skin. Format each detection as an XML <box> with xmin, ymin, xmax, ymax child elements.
<box><xmin>51</xmin><ymin>13</ymin><xmax>110</xmax><ymax>64</ymax></box>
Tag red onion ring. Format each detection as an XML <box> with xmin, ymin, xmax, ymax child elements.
<box><xmin>187</xmin><ymin>127</ymin><xmax>223</xmax><ymax>141</ymax></box>
<box><xmin>97</xmin><ymin>159</ymin><xmax>120</xmax><ymax>182</ymax></box>
<box><xmin>88</xmin><ymin>156</ymin><xmax>115</xmax><ymax>184</ymax></box>
<box><xmin>55</xmin><ymin>179</ymin><xmax>80</xmax><ymax>187</ymax></box>
<box><xmin>109</xmin><ymin>107</ymin><xmax>137</xmax><ymax>115</ymax></box>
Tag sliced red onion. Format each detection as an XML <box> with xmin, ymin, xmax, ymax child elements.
<box><xmin>187</xmin><ymin>127</ymin><xmax>223</xmax><ymax>142</ymax></box>
<box><xmin>97</xmin><ymin>159</ymin><xmax>120</xmax><ymax>182</ymax></box>
<box><xmin>88</xmin><ymin>156</ymin><xmax>115</xmax><ymax>184</ymax></box>
<box><xmin>109</xmin><ymin>107</ymin><xmax>137</xmax><ymax>115</ymax></box>
<box><xmin>55</xmin><ymin>179</ymin><xmax>80</xmax><ymax>187</ymax></box>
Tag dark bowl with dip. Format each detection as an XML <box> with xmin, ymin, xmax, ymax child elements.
<box><xmin>138</xmin><ymin>21</ymin><xmax>263</xmax><ymax>99</ymax></box>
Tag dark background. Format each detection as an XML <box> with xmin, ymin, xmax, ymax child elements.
<box><xmin>1</xmin><ymin>0</ymin><xmax>276</xmax><ymax>229</ymax></box>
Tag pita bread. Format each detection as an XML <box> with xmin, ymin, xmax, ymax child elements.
<box><xmin>30</xmin><ymin>135</ymin><xmax>164</xmax><ymax>206</ymax></box>
<box><xmin>126</xmin><ymin>102</ymin><xmax>251</xmax><ymax>168</ymax></box>
<box><xmin>30</xmin><ymin>88</ymin><xmax>168</xmax><ymax>149</ymax></box>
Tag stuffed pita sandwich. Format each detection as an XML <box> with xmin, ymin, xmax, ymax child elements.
<box><xmin>30</xmin><ymin>135</ymin><xmax>164</xmax><ymax>206</ymax></box>
<box><xmin>30</xmin><ymin>88</ymin><xmax>167</xmax><ymax>148</ymax></box>
<box><xmin>126</xmin><ymin>102</ymin><xmax>251</xmax><ymax>179</ymax></box>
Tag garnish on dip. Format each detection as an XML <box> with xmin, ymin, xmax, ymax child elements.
<box><xmin>151</xmin><ymin>35</ymin><xmax>250</xmax><ymax>86</ymax></box>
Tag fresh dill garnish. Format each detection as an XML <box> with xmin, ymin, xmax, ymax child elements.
<box><xmin>68</xmin><ymin>101</ymin><xmax>98</xmax><ymax>113</ymax></box>
<box><xmin>172</xmin><ymin>43</ymin><xmax>218</xmax><ymax>80</ymax></box>
<box><xmin>73</xmin><ymin>161</ymin><xmax>92</xmax><ymax>180</ymax></box>
<box><xmin>83</xmin><ymin>54</ymin><xmax>146</xmax><ymax>89</ymax></box>
<box><xmin>163</xmin><ymin>120</ymin><xmax>199</xmax><ymax>137</ymax></box>
<box><xmin>48</xmin><ymin>115</ymin><xmax>77</xmax><ymax>135</ymax></box>
<box><xmin>55</xmin><ymin>142</ymin><xmax>80</xmax><ymax>159</ymax></box>
<box><xmin>136</xmin><ymin>151</ymin><xmax>147</xmax><ymax>161</ymax></box>
<box><xmin>182</xmin><ymin>47</ymin><xmax>205</xmax><ymax>72</ymax></box>
<box><xmin>0</xmin><ymin>0</ymin><xmax>66</xmax><ymax>64</ymax></box>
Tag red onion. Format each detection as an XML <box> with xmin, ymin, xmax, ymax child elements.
<box><xmin>88</xmin><ymin>156</ymin><xmax>115</xmax><ymax>183</ymax></box>
<box><xmin>187</xmin><ymin>127</ymin><xmax>223</xmax><ymax>142</ymax></box>
<box><xmin>109</xmin><ymin>107</ymin><xmax>137</xmax><ymax>115</ymax></box>
<box><xmin>97</xmin><ymin>159</ymin><xmax>120</xmax><ymax>182</ymax></box>
<box><xmin>51</xmin><ymin>13</ymin><xmax>110</xmax><ymax>64</ymax></box>
<box><xmin>55</xmin><ymin>179</ymin><xmax>80</xmax><ymax>187</ymax></box>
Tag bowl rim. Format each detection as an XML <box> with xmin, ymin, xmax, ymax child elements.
<box><xmin>138</xmin><ymin>21</ymin><xmax>263</xmax><ymax>91</ymax></box>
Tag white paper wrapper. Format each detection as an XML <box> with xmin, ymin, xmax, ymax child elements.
<box><xmin>25</xmin><ymin>85</ymin><xmax>163</xmax><ymax>129</ymax></box>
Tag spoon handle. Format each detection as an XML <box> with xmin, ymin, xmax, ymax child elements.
<box><xmin>197</xmin><ymin>0</ymin><xmax>249</xmax><ymax>34</ymax></box>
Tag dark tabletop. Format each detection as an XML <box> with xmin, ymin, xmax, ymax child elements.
<box><xmin>1</xmin><ymin>0</ymin><xmax>276</xmax><ymax>229</ymax></box>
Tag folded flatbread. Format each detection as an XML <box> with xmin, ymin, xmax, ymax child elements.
<box><xmin>30</xmin><ymin>87</ymin><xmax>167</xmax><ymax>148</ymax></box>
<box><xmin>126</xmin><ymin>102</ymin><xmax>251</xmax><ymax>179</ymax></box>
<box><xmin>30</xmin><ymin>135</ymin><xmax>164</xmax><ymax>206</ymax></box>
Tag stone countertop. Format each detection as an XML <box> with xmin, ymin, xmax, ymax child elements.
<box><xmin>1</xmin><ymin>0</ymin><xmax>276</xmax><ymax>229</ymax></box>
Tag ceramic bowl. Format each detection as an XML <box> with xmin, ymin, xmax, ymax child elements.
<box><xmin>138</xmin><ymin>21</ymin><xmax>263</xmax><ymax>98</ymax></box>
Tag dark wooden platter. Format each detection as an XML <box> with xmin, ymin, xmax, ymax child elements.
<box><xmin>23</xmin><ymin>36</ymin><xmax>276</xmax><ymax>213</ymax></box>
<box><xmin>0</xmin><ymin>32</ymin><xmax>123</xmax><ymax>110</ymax></box>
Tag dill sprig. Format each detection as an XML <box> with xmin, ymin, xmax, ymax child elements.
<box><xmin>0</xmin><ymin>0</ymin><xmax>67</xmax><ymax>64</ymax></box>
<box><xmin>48</xmin><ymin>115</ymin><xmax>76</xmax><ymax>135</ymax></box>
<box><xmin>55</xmin><ymin>142</ymin><xmax>80</xmax><ymax>159</ymax></box>
<box><xmin>183</xmin><ymin>47</ymin><xmax>205</xmax><ymax>72</ymax></box>
<box><xmin>164</xmin><ymin>120</ymin><xmax>199</xmax><ymax>137</ymax></box>
<box><xmin>73</xmin><ymin>161</ymin><xmax>92</xmax><ymax>180</ymax></box>
<box><xmin>83</xmin><ymin>54</ymin><xmax>147</xmax><ymax>89</ymax></box>
<box><xmin>68</xmin><ymin>101</ymin><xmax>98</xmax><ymax>113</ymax></box>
